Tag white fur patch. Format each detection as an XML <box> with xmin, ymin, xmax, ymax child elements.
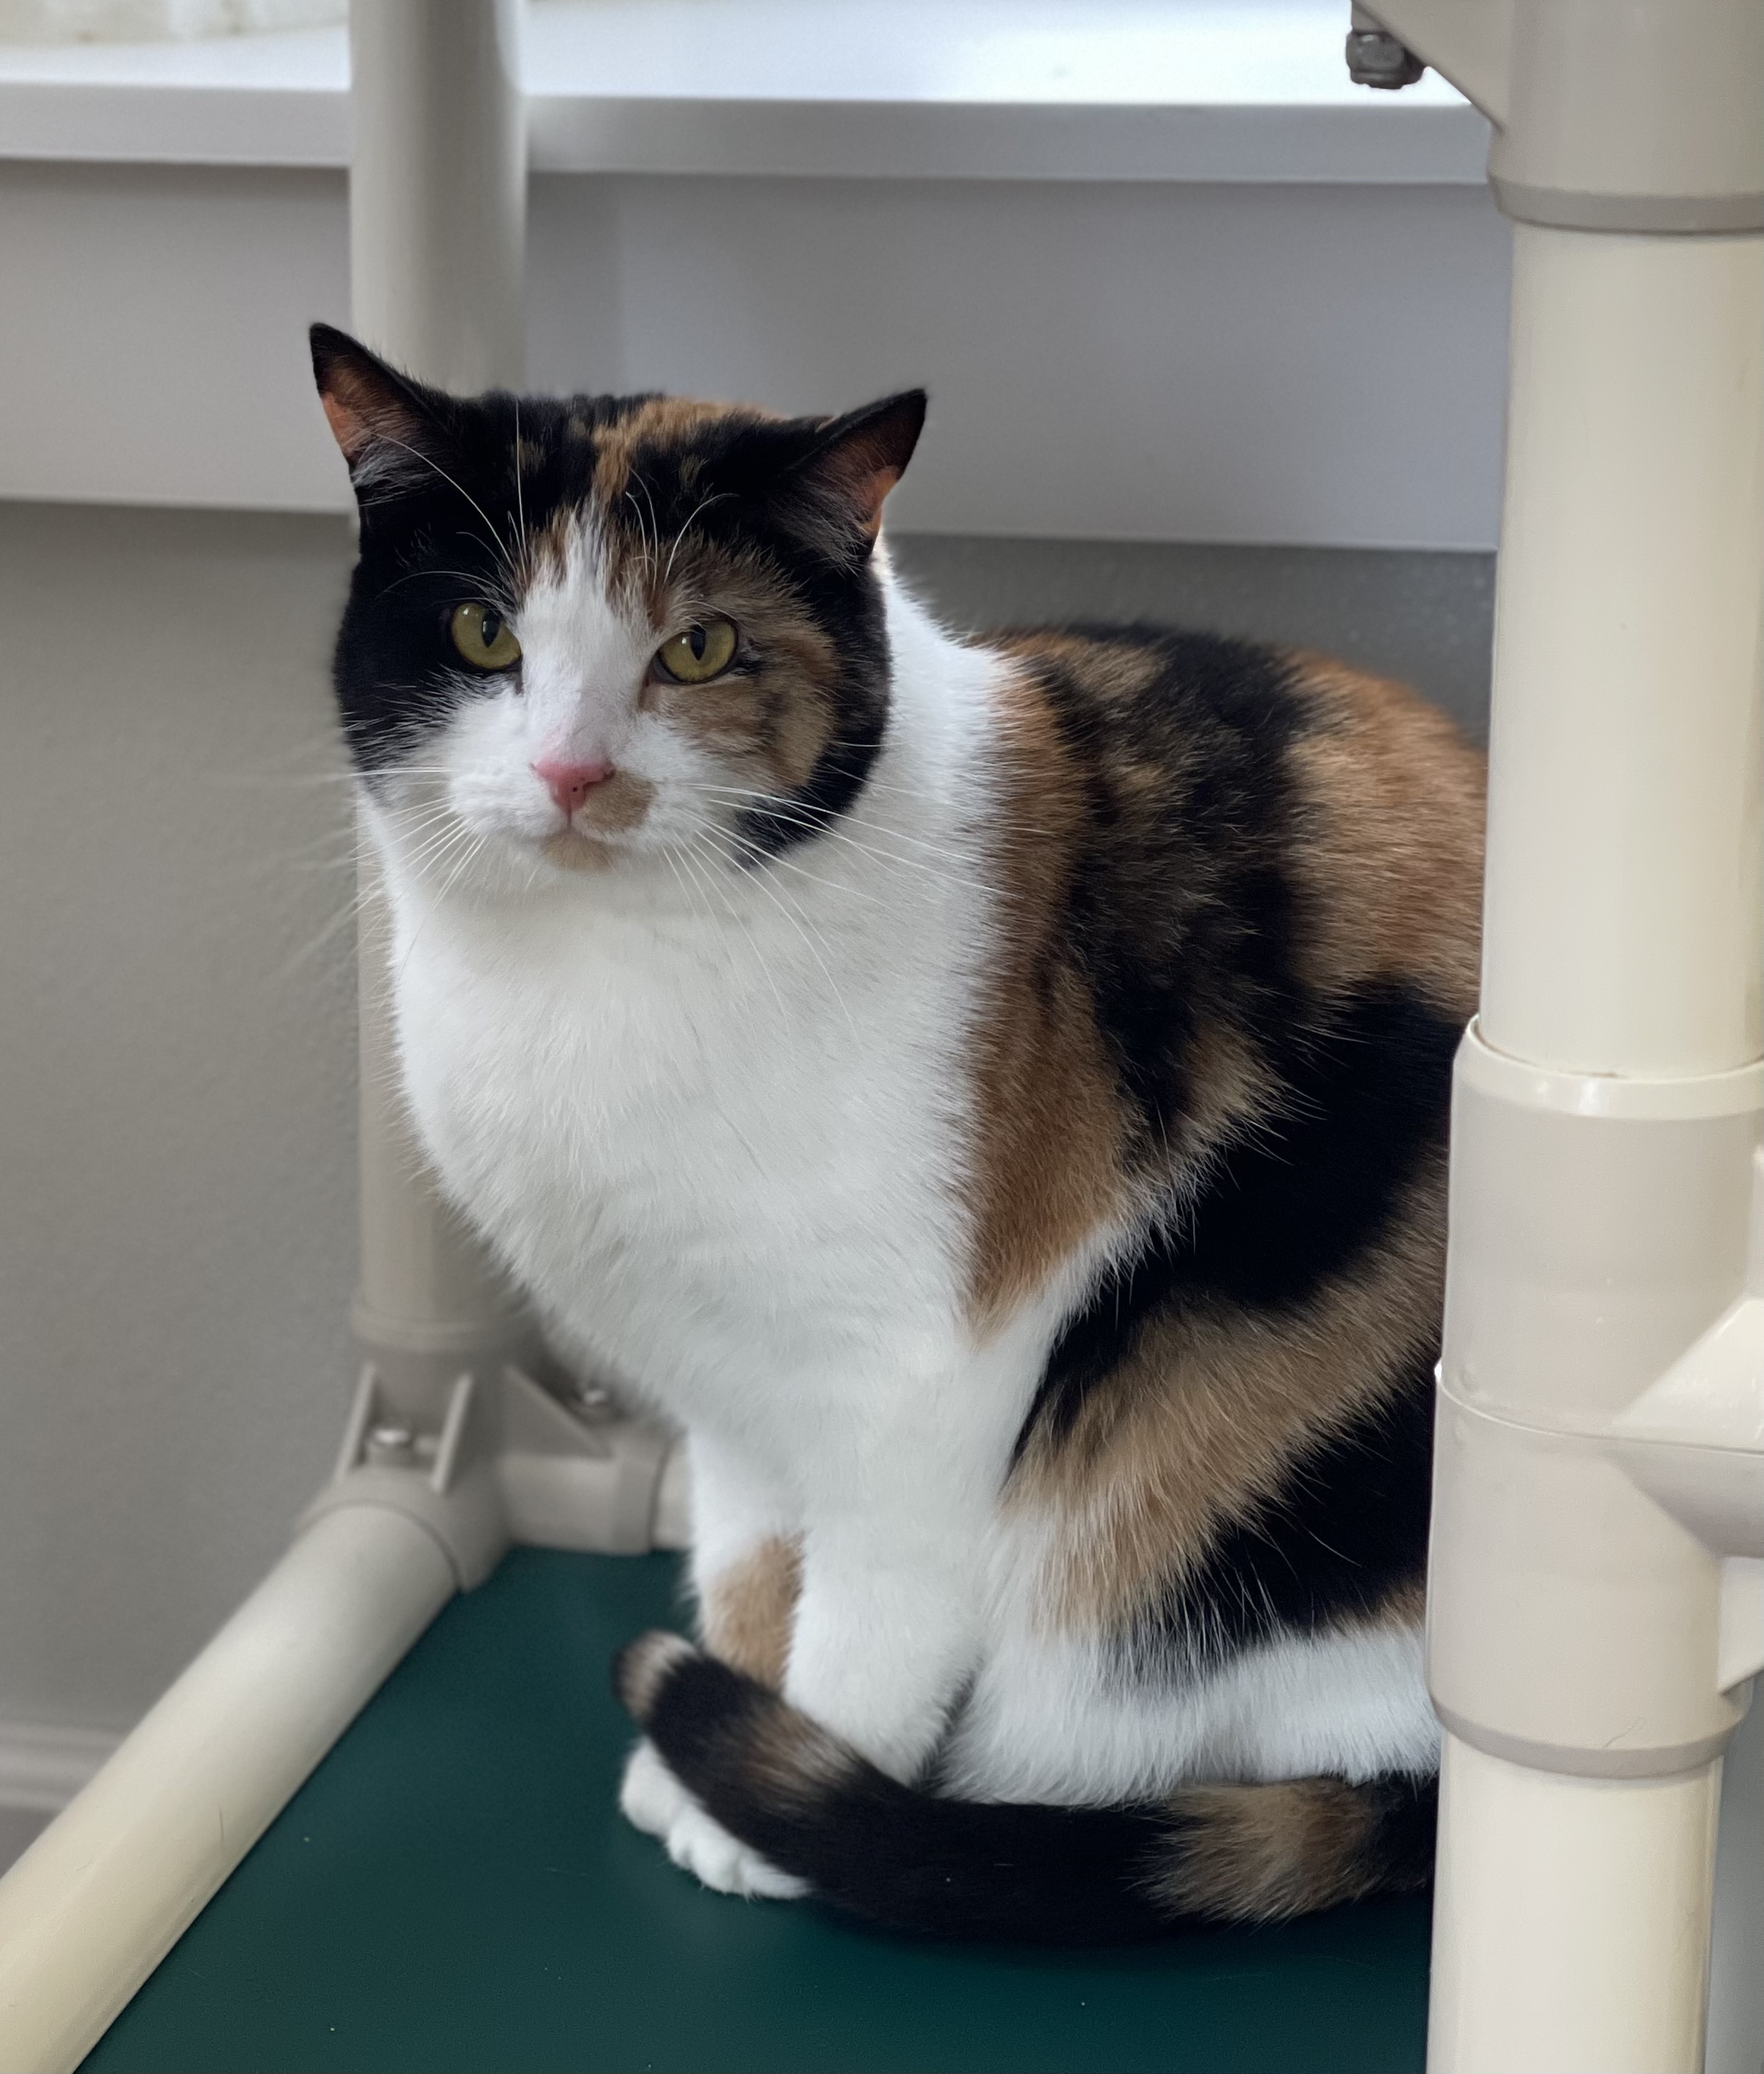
<box><xmin>943</xmin><ymin>1617</ymin><xmax>1439</xmax><ymax>1806</ymax></box>
<box><xmin>662</xmin><ymin>1799</ymin><xmax>808</xmax><ymax>1901</ymax></box>
<box><xmin>620</xmin><ymin>1738</ymin><xmax>692</xmax><ymax>1837</ymax></box>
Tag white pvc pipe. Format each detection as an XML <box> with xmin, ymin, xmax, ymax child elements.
<box><xmin>347</xmin><ymin>0</ymin><xmax>526</xmax><ymax>398</ymax></box>
<box><xmin>1430</xmin><ymin>1735</ymin><xmax>1724</xmax><ymax>2074</ymax></box>
<box><xmin>349</xmin><ymin>0</ymin><xmax>529</xmax><ymax>1359</ymax></box>
<box><xmin>0</xmin><ymin>1508</ymin><xmax>455</xmax><ymax>2074</ymax></box>
<box><xmin>0</xmin><ymin>44</ymin><xmax>533</xmax><ymax>2061</ymax></box>
<box><xmin>1428</xmin><ymin>219</ymin><xmax>1763</xmax><ymax>2073</ymax></box>
<box><xmin>1479</xmin><ymin>226</ymin><xmax>1764</xmax><ymax>1078</ymax></box>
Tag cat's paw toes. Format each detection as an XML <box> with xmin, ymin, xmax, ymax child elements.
<box><xmin>619</xmin><ymin>1738</ymin><xmax>692</xmax><ymax>1839</ymax></box>
<box><xmin>663</xmin><ymin>1801</ymin><xmax>807</xmax><ymax>1901</ymax></box>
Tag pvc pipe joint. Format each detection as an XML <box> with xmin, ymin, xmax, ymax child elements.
<box><xmin>1355</xmin><ymin>0</ymin><xmax>1764</xmax><ymax>232</ymax></box>
<box><xmin>1376</xmin><ymin>14</ymin><xmax>1764</xmax><ymax>2055</ymax></box>
<box><xmin>1429</xmin><ymin>1031</ymin><xmax>1764</xmax><ymax>1782</ymax></box>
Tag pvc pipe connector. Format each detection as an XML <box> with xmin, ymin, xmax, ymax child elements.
<box><xmin>305</xmin><ymin>1354</ymin><xmax>679</xmax><ymax>1588</ymax></box>
<box><xmin>1351</xmin><ymin>0</ymin><xmax>1764</xmax><ymax>232</ymax></box>
<box><xmin>1430</xmin><ymin>1030</ymin><xmax>1762</xmax><ymax>1780</ymax></box>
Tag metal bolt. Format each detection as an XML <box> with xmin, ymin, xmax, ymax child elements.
<box><xmin>1345</xmin><ymin>27</ymin><xmax>1426</xmax><ymax>88</ymax></box>
<box><xmin>365</xmin><ymin>1422</ymin><xmax>416</xmax><ymax>1464</ymax></box>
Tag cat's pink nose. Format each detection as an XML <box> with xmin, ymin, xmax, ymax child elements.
<box><xmin>533</xmin><ymin>757</ymin><xmax>614</xmax><ymax>817</ymax></box>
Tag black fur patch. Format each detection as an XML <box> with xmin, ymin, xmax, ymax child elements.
<box><xmin>1128</xmin><ymin>1361</ymin><xmax>1436</xmax><ymax>1673</ymax></box>
<box><xmin>1018</xmin><ymin>982</ymin><xmax>1458</xmax><ymax>1461</ymax></box>
<box><xmin>620</xmin><ymin>1636</ymin><xmax>1196</xmax><ymax>1942</ymax></box>
<box><xmin>1357</xmin><ymin>1773</ymin><xmax>1439</xmax><ymax>1898</ymax></box>
<box><xmin>1024</xmin><ymin>626</ymin><xmax>1310</xmax><ymax>1153</ymax></box>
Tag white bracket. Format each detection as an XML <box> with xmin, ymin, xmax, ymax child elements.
<box><xmin>304</xmin><ymin>1355</ymin><xmax>689</xmax><ymax>1592</ymax></box>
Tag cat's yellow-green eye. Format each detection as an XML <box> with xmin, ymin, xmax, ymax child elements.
<box><xmin>450</xmin><ymin>601</ymin><xmax>522</xmax><ymax>671</ymax></box>
<box><xmin>656</xmin><ymin>618</ymin><xmax>738</xmax><ymax>685</ymax></box>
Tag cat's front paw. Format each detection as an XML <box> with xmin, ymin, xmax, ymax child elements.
<box><xmin>619</xmin><ymin>1738</ymin><xmax>691</xmax><ymax>1839</ymax></box>
<box><xmin>663</xmin><ymin>1801</ymin><xmax>808</xmax><ymax>1901</ymax></box>
<box><xmin>622</xmin><ymin>1738</ymin><xmax>804</xmax><ymax>1899</ymax></box>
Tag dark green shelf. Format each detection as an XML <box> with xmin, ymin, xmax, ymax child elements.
<box><xmin>84</xmin><ymin>1548</ymin><xmax>1430</xmax><ymax>2074</ymax></box>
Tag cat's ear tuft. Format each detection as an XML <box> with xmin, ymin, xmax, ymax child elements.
<box><xmin>308</xmin><ymin>322</ymin><xmax>445</xmax><ymax>489</ymax></box>
<box><xmin>781</xmin><ymin>389</ymin><xmax>926</xmax><ymax>554</ymax></box>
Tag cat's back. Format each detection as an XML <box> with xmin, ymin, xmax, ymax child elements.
<box><xmin>984</xmin><ymin>619</ymin><xmax>1483</xmax><ymax>996</ymax></box>
<box><xmin>977</xmin><ymin>617</ymin><xmax>1483</xmax><ymax>1036</ymax></box>
<box><xmin>964</xmin><ymin>619</ymin><xmax>1483</xmax><ymax>1325</ymax></box>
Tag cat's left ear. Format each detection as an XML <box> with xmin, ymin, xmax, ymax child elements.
<box><xmin>777</xmin><ymin>390</ymin><xmax>926</xmax><ymax>554</ymax></box>
<box><xmin>309</xmin><ymin>322</ymin><xmax>451</xmax><ymax>493</ymax></box>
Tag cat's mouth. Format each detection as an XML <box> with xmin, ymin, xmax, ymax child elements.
<box><xmin>539</xmin><ymin>825</ymin><xmax>620</xmax><ymax>873</ymax></box>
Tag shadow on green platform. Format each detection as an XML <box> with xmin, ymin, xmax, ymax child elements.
<box><xmin>84</xmin><ymin>1549</ymin><xmax>1430</xmax><ymax>2074</ymax></box>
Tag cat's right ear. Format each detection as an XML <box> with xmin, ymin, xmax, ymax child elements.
<box><xmin>308</xmin><ymin>323</ymin><xmax>447</xmax><ymax>494</ymax></box>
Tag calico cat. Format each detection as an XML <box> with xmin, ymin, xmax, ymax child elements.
<box><xmin>311</xmin><ymin>322</ymin><xmax>1484</xmax><ymax>1942</ymax></box>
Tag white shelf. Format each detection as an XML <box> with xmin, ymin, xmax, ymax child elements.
<box><xmin>0</xmin><ymin>0</ymin><xmax>1487</xmax><ymax>181</ymax></box>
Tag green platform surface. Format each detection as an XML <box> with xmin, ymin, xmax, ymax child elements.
<box><xmin>84</xmin><ymin>1549</ymin><xmax>1431</xmax><ymax>2074</ymax></box>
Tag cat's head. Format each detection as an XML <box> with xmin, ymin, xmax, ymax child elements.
<box><xmin>311</xmin><ymin>324</ymin><xmax>924</xmax><ymax>886</ymax></box>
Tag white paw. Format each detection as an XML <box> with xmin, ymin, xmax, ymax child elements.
<box><xmin>662</xmin><ymin>1800</ymin><xmax>808</xmax><ymax>1901</ymax></box>
<box><xmin>619</xmin><ymin>1739</ymin><xmax>691</xmax><ymax>1839</ymax></box>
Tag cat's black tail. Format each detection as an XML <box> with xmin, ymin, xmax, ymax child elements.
<box><xmin>614</xmin><ymin>1632</ymin><xmax>1436</xmax><ymax>1945</ymax></box>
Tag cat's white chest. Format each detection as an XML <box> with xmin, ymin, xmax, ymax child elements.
<box><xmin>385</xmin><ymin>870</ymin><xmax>970</xmax><ymax>1428</ymax></box>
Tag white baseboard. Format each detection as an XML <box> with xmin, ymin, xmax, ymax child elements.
<box><xmin>0</xmin><ymin>1718</ymin><xmax>121</xmax><ymax>1814</ymax></box>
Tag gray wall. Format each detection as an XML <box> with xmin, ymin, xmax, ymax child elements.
<box><xmin>891</xmin><ymin>534</ymin><xmax>1495</xmax><ymax>743</ymax></box>
<box><xmin>0</xmin><ymin>501</ymin><xmax>1493</xmax><ymax>1755</ymax></box>
<box><xmin>0</xmin><ymin>504</ymin><xmax>358</xmax><ymax>1744</ymax></box>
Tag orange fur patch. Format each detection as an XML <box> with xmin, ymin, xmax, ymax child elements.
<box><xmin>701</xmin><ymin>1535</ymin><xmax>803</xmax><ymax>1689</ymax></box>
<box><xmin>1154</xmin><ymin>1776</ymin><xmax>1420</xmax><ymax>1919</ymax></box>
<box><xmin>1285</xmin><ymin>654</ymin><xmax>1485</xmax><ymax>1013</ymax></box>
<box><xmin>577</xmin><ymin>769</ymin><xmax>656</xmax><ymax>836</ymax></box>
<box><xmin>591</xmin><ymin>397</ymin><xmax>755</xmax><ymax>507</ymax></box>
<box><xmin>635</xmin><ymin>537</ymin><xmax>845</xmax><ymax>801</ymax></box>
<box><xmin>962</xmin><ymin>656</ymin><xmax>1131</xmax><ymax>1328</ymax></box>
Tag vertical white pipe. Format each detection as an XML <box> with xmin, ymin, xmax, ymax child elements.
<box><xmin>1478</xmin><ymin>227</ymin><xmax>1764</xmax><ymax>1078</ymax></box>
<box><xmin>348</xmin><ymin>0</ymin><xmax>526</xmax><ymax>395</ymax></box>
<box><xmin>1428</xmin><ymin>224</ymin><xmax>1763</xmax><ymax>2073</ymax></box>
<box><xmin>1431</xmin><ymin>1736</ymin><xmax>1725</xmax><ymax>2074</ymax></box>
<box><xmin>347</xmin><ymin>0</ymin><xmax>529</xmax><ymax>1360</ymax></box>
<box><xmin>0</xmin><ymin>29</ymin><xmax>534</xmax><ymax>2072</ymax></box>
<box><xmin>0</xmin><ymin>1510</ymin><xmax>456</xmax><ymax>2074</ymax></box>
<box><xmin>1708</xmin><ymin>1700</ymin><xmax>1764</xmax><ymax>2074</ymax></box>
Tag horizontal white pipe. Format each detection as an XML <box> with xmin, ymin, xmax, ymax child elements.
<box><xmin>0</xmin><ymin>1507</ymin><xmax>455</xmax><ymax>2074</ymax></box>
<box><xmin>1429</xmin><ymin>1733</ymin><xmax>1723</xmax><ymax>2074</ymax></box>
